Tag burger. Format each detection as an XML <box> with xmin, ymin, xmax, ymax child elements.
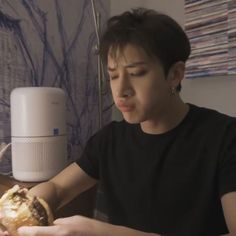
<box><xmin>0</xmin><ymin>185</ymin><xmax>53</xmax><ymax>236</ymax></box>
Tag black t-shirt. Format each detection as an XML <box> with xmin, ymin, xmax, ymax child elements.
<box><xmin>76</xmin><ymin>104</ymin><xmax>236</xmax><ymax>236</ymax></box>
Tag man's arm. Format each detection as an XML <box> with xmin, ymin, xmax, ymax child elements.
<box><xmin>221</xmin><ymin>191</ymin><xmax>236</xmax><ymax>235</ymax></box>
<box><xmin>28</xmin><ymin>162</ymin><xmax>98</xmax><ymax>211</ymax></box>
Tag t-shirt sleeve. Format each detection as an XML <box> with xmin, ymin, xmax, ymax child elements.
<box><xmin>219</xmin><ymin>121</ymin><xmax>236</xmax><ymax>197</ymax></box>
<box><xmin>76</xmin><ymin>134</ymin><xmax>100</xmax><ymax>180</ymax></box>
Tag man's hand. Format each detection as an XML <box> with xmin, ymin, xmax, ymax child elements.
<box><xmin>17</xmin><ymin>215</ymin><xmax>159</xmax><ymax>236</ymax></box>
<box><xmin>18</xmin><ymin>216</ymin><xmax>94</xmax><ymax>236</ymax></box>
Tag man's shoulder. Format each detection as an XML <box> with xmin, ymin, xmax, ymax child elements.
<box><xmin>189</xmin><ymin>104</ymin><xmax>236</xmax><ymax>125</ymax></box>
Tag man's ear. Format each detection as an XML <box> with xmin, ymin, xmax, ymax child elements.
<box><xmin>167</xmin><ymin>61</ymin><xmax>186</xmax><ymax>87</ymax></box>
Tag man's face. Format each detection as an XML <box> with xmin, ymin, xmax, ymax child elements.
<box><xmin>107</xmin><ymin>44</ymin><xmax>176</xmax><ymax>124</ymax></box>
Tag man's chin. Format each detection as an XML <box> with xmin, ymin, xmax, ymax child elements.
<box><xmin>123</xmin><ymin>115</ymin><xmax>141</xmax><ymax>124</ymax></box>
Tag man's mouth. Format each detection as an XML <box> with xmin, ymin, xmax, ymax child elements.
<box><xmin>116</xmin><ymin>102</ymin><xmax>134</xmax><ymax>112</ymax></box>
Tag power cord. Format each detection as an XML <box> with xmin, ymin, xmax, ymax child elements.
<box><xmin>0</xmin><ymin>142</ymin><xmax>11</xmax><ymax>162</ymax></box>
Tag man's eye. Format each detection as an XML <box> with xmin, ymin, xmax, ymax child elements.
<box><xmin>130</xmin><ymin>70</ymin><xmax>147</xmax><ymax>77</ymax></box>
<box><xmin>109</xmin><ymin>75</ymin><xmax>118</xmax><ymax>80</ymax></box>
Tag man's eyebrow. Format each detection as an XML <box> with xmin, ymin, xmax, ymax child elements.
<box><xmin>125</xmin><ymin>61</ymin><xmax>147</xmax><ymax>68</ymax></box>
<box><xmin>108</xmin><ymin>61</ymin><xmax>147</xmax><ymax>71</ymax></box>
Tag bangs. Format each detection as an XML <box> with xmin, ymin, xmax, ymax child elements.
<box><xmin>100</xmin><ymin>27</ymin><xmax>154</xmax><ymax>65</ymax></box>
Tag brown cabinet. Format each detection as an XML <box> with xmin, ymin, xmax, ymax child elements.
<box><xmin>0</xmin><ymin>174</ymin><xmax>96</xmax><ymax>218</ymax></box>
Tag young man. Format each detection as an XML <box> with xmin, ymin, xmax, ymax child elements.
<box><xmin>1</xmin><ymin>8</ymin><xmax>236</xmax><ymax>236</ymax></box>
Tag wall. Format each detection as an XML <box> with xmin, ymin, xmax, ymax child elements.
<box><xmin>110</xmin><ymin>0</ymin><xmax>236</xmax><ymax>118</ymax></box>
<box><xmin>0</xmin><ymin>0</ymin><xmax>110</xmax><ymax>174</ymax></box>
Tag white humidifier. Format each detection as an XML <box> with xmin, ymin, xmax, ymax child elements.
<box><xmin>10</xmin><ymin>87</ymin><xmax>67</xmax><ymax>182</ymax></box>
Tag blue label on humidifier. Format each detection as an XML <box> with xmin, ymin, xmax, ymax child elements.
<box><xmin>53</xmin><ymin>128</ymin><xmax>59</xmax><ymax>135</ymax></box>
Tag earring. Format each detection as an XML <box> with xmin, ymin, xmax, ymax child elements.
<box><xmin>171</xmin><ymin>86</ymin><xmax>176</xmax><ymax>95</ymax></box>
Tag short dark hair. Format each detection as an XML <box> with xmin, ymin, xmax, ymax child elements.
<box><xmin>99</xmin><ymin>8</ymin><xmax>191</xmax><ymax>91</ymax></box>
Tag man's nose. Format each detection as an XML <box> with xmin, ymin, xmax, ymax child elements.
<box><xmin>115</xmin><ymin>76</ymin><xmax>134</xmax><ymax>98</ymax></box>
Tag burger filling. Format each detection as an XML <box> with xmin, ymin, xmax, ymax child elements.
<box><xmin>31</xmin><ymin>197</ymin><xmax>48</xmax><ymax>226</ymax></box>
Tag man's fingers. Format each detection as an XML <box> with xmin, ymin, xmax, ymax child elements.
<box><xmin>54</xmin><ymin>215</ymin><xmax>90</xmax><ymax>225</ymax></box>
<box><xmin>54</xmin><ymin>215</ymin><xmax>82</xmax><ymax>225</ymax></box>
<box><xmin>17</xmin><ymin>225</ymin><xmax>58</xmax><ymax>236</ymax></box>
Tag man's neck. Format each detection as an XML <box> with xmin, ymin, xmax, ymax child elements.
<box><xmin>140</xmin><ymin>99</ymin><xmax>189</xmax><ymax>135</ymax></box>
